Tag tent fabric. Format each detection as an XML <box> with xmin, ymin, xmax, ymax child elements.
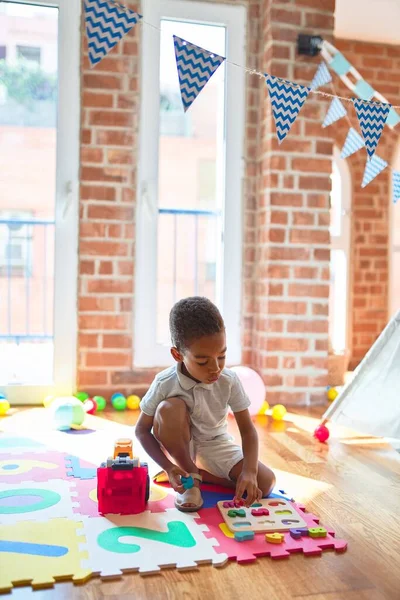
<box><xmin>323</xmin><ymin>310</ymin><xmax>400</xmax><ymax>440</ymax></box>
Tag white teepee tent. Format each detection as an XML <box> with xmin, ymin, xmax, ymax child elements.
<box><xmin>323</xmin><ymin>310</ymin><xmax>400</xmax><ymax>440</ymax></box>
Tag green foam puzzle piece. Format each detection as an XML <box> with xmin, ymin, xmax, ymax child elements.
<box><xmin>97</xmin><ymin>521</ymin><xmax>196</xmax><ymax>553</ymax></box>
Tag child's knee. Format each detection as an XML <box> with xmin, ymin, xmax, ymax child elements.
<box><xmin>154</xmin><ymin>397</ymin><xmax>190</xmax><ymax>441</ymax></box>
<box><xmin>258</xmin><ymin>464</ymin><xmax>276</xmax><ymax>496</ymax></box>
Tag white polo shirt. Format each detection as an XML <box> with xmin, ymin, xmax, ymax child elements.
<box><xmin>140</xmin><ymin>364</ymin><xmax>251</xmax><ymax>442</ymax></box>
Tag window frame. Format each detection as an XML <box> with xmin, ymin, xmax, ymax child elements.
<box><xmin>0</xmin><ymin>0</ymin><xmax>80</xmax><ymax>403</ymax></box>
<box><xmin>135</xmin><ymin>0</ymin><xmax>246</xmax><ymax>368</ymax></box>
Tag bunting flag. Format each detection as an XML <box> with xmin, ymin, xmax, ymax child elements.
<box><xmin>393</xmin><ymin>171</ymin><xmax>400</xmax><ymax>203</ymax></box>
<box><xmin>310</xmin><ymin>62</ymin><xmax>332</xmax><ymax>91</ymax></box>
<box><xmin>85</xmin><ymin>0</ymin><xmax>141</xmax><ymax>67</ymax></box>
<box><xmin>361</xmin><ymin>155</ymin><xmax>388</xmax><ymax>188</ymax></box>
<box><xmin>322</xmin><ymin>97</ymin><xmax>347</xmax><ymax>128</ymax></box>
<box><xmin>341</xmin><ymin>127</ymin><xmax>365</xmax><ymax>159</ymax></box>
<box><xmin>353</xmin><ymin>99</ymin><xmax>390</xmax><ymax>160</ymax></box>
<box><xmin>173</xmin><ymin>35</ymin><xmax>225</xmax><ymax>112</ymax></box>
<box><xmin>265</xmin><ymin>75</ymin><xmax>310</xmax><ymax>144</ymax></box>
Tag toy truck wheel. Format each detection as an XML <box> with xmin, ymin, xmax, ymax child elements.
<box><xmin>145</xmin><ymin>473</ymin><xmax>150</xmax><ymax>502</ymax></box>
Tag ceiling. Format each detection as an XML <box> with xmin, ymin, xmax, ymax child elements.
<box><xmin>335</xmin><ymin>0</ymin><xmax>400</xmax><ymax>46</ymax></box>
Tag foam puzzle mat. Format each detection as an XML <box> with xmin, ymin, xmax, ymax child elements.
<box><xmin>0</xmin><ymin>431</ymin><xmax>347</xmax><ymax>594</ymax></box>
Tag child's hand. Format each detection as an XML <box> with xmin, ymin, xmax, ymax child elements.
<box><xmin>234</xmin><ymin>470</ymin><xmax>261</xmax><ymax>507</ymax></box>
<box><xmin>167</xmin><ymin>465</ymin><xmax>189</xmax><ymax>494</ymax></box>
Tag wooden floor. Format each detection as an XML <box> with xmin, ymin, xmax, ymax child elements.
<box><xmin>2</xmin><ymin>406</ymin><xmax>400</xmax><ymax>600</ymax></box>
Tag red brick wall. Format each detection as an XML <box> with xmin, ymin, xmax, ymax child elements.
<box><xmin>249</xmin><ymin>0</ymin><xmax>335</xmax><ymax>405</ymax></box>
<box><xmin>332</xmin><ymin>39</ymin><xmax>400</xmax><ymax>369</ymax></box>
<box><xmin>77</xmin><ymin>0</ymin><xmax>398</xmax><ymax>402</ymax></box>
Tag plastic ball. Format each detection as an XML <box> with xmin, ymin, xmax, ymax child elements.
<box><xmin>51</xmin><ymin>397</ymin><xmax>86</xmax><ymax>431</ymax></box>
<box><xmin>258</xmin><ymin>400</ymin><xmax>270</xmax><ymax>415</ymax></box>
<box><xmin>93</xmin><ymin>395</ymin><xmax>106</xmax><ymax>411</ymax></box>
<box><xmin>111</xmin><ymin>392</ymin><xmax>125</xmax><ymax>402</ymax></box>
<box><xmin>112</xmin><ymin>395</ymin><xmax>127</xmax><ymax>411</ymax></box>
<box><xmin>230</xmin><ymin>366</ymin><xmax>266</xmax><ymax>416</ymax></box>
<box><xmin>314</xmin><ymin>424</ymin><xmax>330</xmax><ymax>443</ymax></box>
<box><xmin>43</xmin><ymin>395</ymin><xmax>55</xmax><ymax>408</ymax></box>
<box><xmin>271</xmin><ymin>404</ymin><xmax>287</xmax><ymax>421</ymax></box>
<box><xmin>327</xmin><ymin>387</ymin><xmax>339</xmax><ymax>402</ymax></box>
<box><xmin>83</xmin><ymin>398</ymin><xmax>97</xmax><ymax>415</ymax></box>
<box><xmin>0</xmin><ymin>400</ymin><xmax>10</xmax><ymax>416</ymax></box>
<box><xmin>75</xmin><ymin>391</ymin><xmax>89</xmax><ymax>402</ymax></box>
<box><xmin>126</xmin><ymin>395</ymin><xmax>141</xmax><ymax>410</ymax></box>
<box><xmin>0</xmin><ymin>393</ymin><xmax>6</xmax><ymax>400</ymax></box>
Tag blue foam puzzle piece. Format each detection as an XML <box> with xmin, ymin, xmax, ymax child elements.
<box><xmin>200</xmin><ymin>487</ymin><xmax>293</xmax><ymax>509</ymax></box>
<box><xmin>0</xmin><ymin>436</ymin><xmax>45</xmax><ymax>451</ymax></box>
<box><xmin>181</xmin><ymin>475</ymin><xmax>194</xmax><ymax>490</ymax></box>
<box><xmin>65</xmin><ymin>455</ymin><xmax>96</xmax><ymax>480</ymax></box>
<box><xmin>234</xmin><ymin>531</ymin><xmax>255</xmax><ymax>542</ymax></box>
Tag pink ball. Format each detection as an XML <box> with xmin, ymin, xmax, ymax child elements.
<box><xmin>314</xmin><ymin>424</ymin><xmax>330</xmax><ymax>443</ymax></box>
<box><xmin>230</xmin><ymin>366</ymin><xmax>266</xmax><ymax>416</ymax></box>
<box><xmin>83</xmin><ymin>398</ymin><xmax>97</xmax><ymax>415</ymax></box>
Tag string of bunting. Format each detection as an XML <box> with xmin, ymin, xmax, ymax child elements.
<box><xmin>84</xmin><ymin>0</ymin><xmax>400</xmax><ymax>203</ymax></box>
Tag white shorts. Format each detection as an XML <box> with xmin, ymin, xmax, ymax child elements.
<box><xmin>190</xmin><ymin>434</ymin><xmax>243</xmax><ymax>480</ymax></box>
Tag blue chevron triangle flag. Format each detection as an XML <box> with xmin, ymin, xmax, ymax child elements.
<box><xmin>353</xmin><ymin>98</ymin><xmax>390</xmax><ymax>160</ymax></box>
<box><xmin>310</xmin><ymin>62</ymin><xmax>332</xmax><ymax>91</ymax></box>
<box><xmin>361</xmin><ymin>155</ymin><xmax>388</xmax><ymax>188</ymax></box>
<box><xmin>341</xmin><ymin>127</ymin><xmax>365</xmax><ymax>159</ymax></box>
<box><xmin>265</xmin><ymin>74</ymin><xmax>310</xmax><ymax>144</ymax></box>
<box><xmin>173</xmin><ymin>36</ymin><xmax>225</xmax><ymax>112</ymax></box>
<box><xmin>393</xmin><ymin>171</ymin><xmax>400</xmax><ymax>203</ymax></box>
<box><xmin>322</xmin><ymin>97</ymin><xmax>347</xmax><ymax>128</ymax></box>
<box><xmin>85</xmin><ymin>0</ymin><xmax>141</xmax><ymax>67</ymax></box>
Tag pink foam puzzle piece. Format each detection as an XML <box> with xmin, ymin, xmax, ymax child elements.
<box><xmin>70</xmin><ymin>478</ymin><xmax>98</xmax><ymax>516</ymax></box>
<box><xmin>0</xmin><ymin>451</ymin><xmax>69</xmax><ymax>484</ymax></box>
<box><xmin>196</xmin><ymin>502</ymin><xmax>347</xmax><ymax>563</ymax></box>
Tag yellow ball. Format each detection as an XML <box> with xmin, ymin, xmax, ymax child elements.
<box><xmin>43</xmin><ymin>395</ymin><xmax>55</xmax><ymax>408</ymax></box>
<box><xmin>126</xmin><ymin>395</ymin><xmax>141</xmax><ymax>410</ymax></box>
<box><xmin>327</xmin><ymin>387</ymin><xmax>339</xmax><ymax>402</ymax></box>
<box><xmin>258</xmin><ymin>400</ymin><xmax>270</xmax><ymax>415</ymax></box>
<box><xmin>271</xmin><ymin>404</ymin><xmax>287</xmax><ymax>421</ymax></box>
<box><xmin>0</xmin><ymin>400</ymin><xmax>10</xmax><ymax>416</ymax></box>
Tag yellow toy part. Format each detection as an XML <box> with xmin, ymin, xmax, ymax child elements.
<box><xmin>0</xmin><ymin>518</ymin><xmax>92</xmax><ymax>593</ymax></box>
<box><xmin>327</xmin><ymin>387</ymin><xmax>339</xmax><ymax>402</ymax></box>
<box><xmin>43</xmin><ymin>395</ymin><xmax>55</xmax><ymax>408</ymax></box>
<box><xmin>271</xmin><ymin>404</ymin><xmax>287</xmax><ymax>421</ymax></box>
<box><xmin>126</xmin><ymin>394</ymin><xmax>141</xmax><ymax>410</ymax></box>
<box><xmin>0</xmin><ymin>400</ymin><xmax>10</xmax><ymax>416</ymax></box>
<box><xmin>258</xmin><ymin>400</ymin><xmax>270</xmax><ymax>415</ymax></box>
<box><xmin>265</xmin><ymin>532</ymin><xmax>284</xmax><ymax>544</ymax></box>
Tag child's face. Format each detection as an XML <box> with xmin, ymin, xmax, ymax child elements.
<box><xmin>171</xmin><ymin>331</ymin><xmax>226</xmax><ymax>384</ymax></box>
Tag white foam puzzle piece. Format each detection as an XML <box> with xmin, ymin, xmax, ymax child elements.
<box><xmin>0</xmin><ymin>433</ymin><xmax>50</xmax><ymax>455</ymax></box>
<box><xmin>0</xmin><ymin>479</ymin><xmax>79</xmax><ymax>524</ymax></box>
<box><xmin>80</xmin><ymin>508</ymin><xmax>228</xmax><ymax>578</ymax></box>
<box><xmin>217</xmin><ymin>498</ymin><xmax>307</xmax><ymax>533</ymax></box>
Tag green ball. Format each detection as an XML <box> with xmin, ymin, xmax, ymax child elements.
<box><xmin>93</xmin><ymin>395</ymin><xmax>106</xmax><ymax>411</ymax></box>
<box><xmin>112</xmin><ymin>395</ymin><xmax>127</xmax><ymax>411</ymax></box>
<box><xmin>75</xmin><ymin>391</ymin><xmax>89</xmax><ymax>402</ymax></box>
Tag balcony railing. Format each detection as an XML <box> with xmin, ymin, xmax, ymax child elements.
<box><xmin>0</xmin><ymin>218</ymin><xmax>55</xmax><ymax>344</ymax></box>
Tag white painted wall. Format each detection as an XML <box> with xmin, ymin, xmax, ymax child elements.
<box><xmin>335</xmin><ymin>0</ymin><xmax>400</xmax><ymax>45</ymax></box>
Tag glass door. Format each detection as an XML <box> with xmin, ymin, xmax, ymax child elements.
<box><xmin>0</xmin><ymin>0</ymin><xmax>80</xmax><ymax>404</ymax></box>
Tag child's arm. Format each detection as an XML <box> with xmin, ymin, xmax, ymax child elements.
<box><xmin>135</xmin><ymin>412</ymin><xmax>187</xmax><ymax>493</ymax></box>
<box><xmin>233</xmin><ymin>409</ymin><xmax>261</xmax><ymax>506</ymax></box>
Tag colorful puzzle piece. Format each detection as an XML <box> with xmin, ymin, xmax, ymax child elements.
<box><xmin>251</xmin><ymin>508</ymin><xmax>270</xmax><ymax>517</ymax></box>
<box><xmin>65</xmin><ymin>456</ymin><xmax>97</xmax><ymax>480</ymax></box>
<box><xmin>309</xmin><ymin>527</ymin><xmax>327</xmax><ymax>538</ymax></box>
<box><xmin>196</xmin><ymin>503</ymin><xmax>347</xmax><ymax>563</ymax></box>
<box><xmin>265</xmin><ymin>532</ymin><xmax>284</xmax><ymax>544</ymax></box>
<box><xmin>181</xmin><ymin>475</ymin><xmax>194</xmax><ymax>490</ymax></box>
<box><xmin>0</xmin><ymin>452</ymin><xmax>69</xmax><ymax>484</ymax></box>
<box><xmin>227</xmin><ymin>509</ymin><xmax>246</xmax><ymax>517</ymax></box>
<box><xmin>234</xmin><ymin>531</ymin><xmax>255</xmax><ymax>542</ymax></box>
<box><xmin>0</xmin><ymin>518</ymin><xmax>91</xmax><ymax>593</ymax></box>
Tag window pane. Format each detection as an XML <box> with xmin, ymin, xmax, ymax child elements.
<box><xmin>0</xmin><ymin>3</ymin><xmax>57</xmax><ymax>384</ymax></box>
<box><xmin>329</xmin><ymin>249</ymin><xmax>347</xmax><ymax>352</ymax></box>
<box><xmin>330</xmin><ymin>161</ymin><xmax>341</xmax><ymax>237</ymax></box>
<box><xmin>156</xmin><ymin>19</ymin><xmax>225</xmax><ymax>344</ymax></box>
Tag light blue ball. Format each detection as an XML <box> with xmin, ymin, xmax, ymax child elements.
<box><xmin>111</xmin><ymin>393</ymin><xmax>125</xmax><ymax>402</ymax></box>
<box><xmin>0</xmin><ymin>393</ymin><xmax>6</xmax><ymax>400</ymax></box>
<box><xmin>52</xmin><ymin>398</ymin><xmax>85</xmax><ymax>431</ymax></box>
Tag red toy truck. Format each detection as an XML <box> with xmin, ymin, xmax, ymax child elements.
<box><xmin>97</xmin><ymin>438</ymin><xmax>150</xmax><ymax>515</ymax></box>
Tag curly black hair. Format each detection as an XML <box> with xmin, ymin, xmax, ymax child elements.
<box><xmin>169</xmin><ymin>296</ymin><xmax>225</xmax><ymax>351</ymax></box>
